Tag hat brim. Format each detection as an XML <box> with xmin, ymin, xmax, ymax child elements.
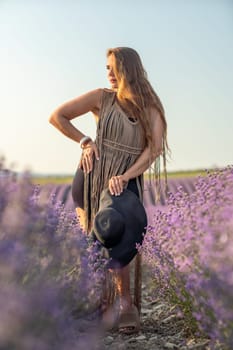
<box><xmin>93</xmin><ymin>189</ymin><xmax>147</xmax><ymax>268</ymax></box>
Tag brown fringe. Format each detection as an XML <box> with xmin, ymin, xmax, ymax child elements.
<box><xmin>84</xmin><ymin>89</ymin><xmax>146</xmax><ymax>229</ymax></box>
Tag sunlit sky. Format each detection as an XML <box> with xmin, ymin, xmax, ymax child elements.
<box><xmin>1</xmin><ymin>0</ymin><xmax>232</xmax><ymax>174</ymax></box>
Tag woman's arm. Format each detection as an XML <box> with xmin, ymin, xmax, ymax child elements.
<box><xmin>109</xmin><ymin>107</ymin><xmax>164</xmax><ymax>196</ymax></box>
<box><xmin>49</xmin><ymin>88</ymin><xmax>102</xmax><ymax>143</ymax></box>
<box><xmin>49</xmin><ymin>88</ymin><xmax>103</xmax><ymax>171</ymax></box>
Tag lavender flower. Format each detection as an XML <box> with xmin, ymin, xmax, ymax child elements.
<box><xmin>0</xmin><ymin>166</ymin><xmax>106</xmax><ymax>349</ymax></box>
<box><xmin>141</xmin><ymin>166</ymin><xmax>233</xmax><ymax>349</ymax></box>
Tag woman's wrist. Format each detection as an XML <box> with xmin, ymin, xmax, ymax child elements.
<box><xmin>79</xmin><ymin>136</ymin><xmax>92</xmax><ymax>149</ymax></box>
<box><xmin>122</xmin><ymin>172</ymin><xmax>130</xmax><ymax>183</ymax></box>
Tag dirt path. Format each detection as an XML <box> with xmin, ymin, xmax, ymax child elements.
<box><xmin>101</xmin><ymin>266</ymin><xmax>210</xmax><ymax>350</ymax></box>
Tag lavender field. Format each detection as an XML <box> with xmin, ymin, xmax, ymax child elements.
<box><xmin>36</xmin><ymin>175</ymin><xmax>197</xmax><ymax>211</ymax></box>
<box><xmin>1</xmin><ymin>165</ymin><xmax>233</xmax><ymax>349</ymax></box>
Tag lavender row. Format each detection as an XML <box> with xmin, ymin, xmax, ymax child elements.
<box><xmin>37</xmin><ymin>177</ymin><xmax>197</xmax><ymax>210</ymax></box>
<box><xmin>0</xmin><ymin>173</ymin><xmax>107</xmax><ymax>349</ymax></box>
<box><xmin>140</xmin><ymin>166</ymin><xmax>233</xmax><ymax>349</ymax></box>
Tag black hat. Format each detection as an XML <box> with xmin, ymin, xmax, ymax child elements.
<box><xmin>92</xmin><ymin>188</ymin><xmax>147</xmax><ymax>268</ymax></box>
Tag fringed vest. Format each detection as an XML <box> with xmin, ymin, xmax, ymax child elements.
<box><xmin>84</xmin><ymin>89</ymin><xmax>146</xmax><ymax>230</ymax></box>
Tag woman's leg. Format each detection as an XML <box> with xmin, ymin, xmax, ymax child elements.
<box><xmin>72</xmin><ymin>167</ymin><xmax>87</xmax><ymax>231</ymax></box>
<box><xmin>101</xmin><ymin>265</ymin><xmax>132</xmax><ymax>329</ymax></box>
<box><xmin>115</xmin><ymin>264</ymin><xmax>132</xmax><ymax>310</ymax></box>
<box><xmin>76</xmin><ymin>207</ymin><xmax>86</xmax><ymax>231</ymax></box>
<box><xmin>71</xmin><ymin>167</ymin><xmax>84</xmax><ymax>209</ymax></box>
<box><xmin>114</xmin><ymin>263</ymin><xmax>140</xmax><ymax>333</ymax></box>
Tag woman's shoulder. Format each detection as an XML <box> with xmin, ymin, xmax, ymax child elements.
<box><xmin>90</xmin><ymin>87</ymin><xmax>115</xmax><ymax>101</ymax></box>
<box><xmin>83</xmin><ymin>88</ymin><xmax>113</xmax><ymax>111</ymax></box>
<box><xmin>89</xmin><ymin>88</ymin><xmax>116</xmax><ymax>95</ymax></box>
<box><xmin>100</xmin><ymin>88</ymin><xmax>116</xmax><ymax>104</ymax></box>
<box><xmin>102</xmin><ymin>88</ymin><xmax>115</xmax><ymax>94</ymax></box>
<box><xmin>95</xmin><ymin>88</ymin><xmax>116</xmax><ymax>117</ymax></box>
<box><xmin>87</xmin><ymin>88</ymin><xmax>115</xmax><ymax>116</ymax></box>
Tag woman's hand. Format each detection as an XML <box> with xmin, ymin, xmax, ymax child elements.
<box><xmin>80</xmin><ymin>141</ymin><xmax>99</xmax><ymax>173</ymax></box>
<box><xmin>109</xmin><ymin>174</ymin><xmax>129</xmax><ymax>196</ymax></box>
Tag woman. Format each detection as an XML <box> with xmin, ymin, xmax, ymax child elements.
<box><xmin>49</xmin><ymin>47</ymin><xmax>168</xmax><ymax>333</ymax></box>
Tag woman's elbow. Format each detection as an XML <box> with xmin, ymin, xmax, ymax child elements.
<box><xmin>49</xmin><ymin>112</ymin><xmax>59</xmax><ymax>126</ymax></box>
<box><xmin>49</xmin><ymin>113</ymin><xmax>54</xmax><ymax>124</ymax></box>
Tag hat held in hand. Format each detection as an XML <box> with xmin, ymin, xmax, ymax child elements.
<box><xmin>92</xmin><ymin>188</ymin><xmax>147</xmax><ymax>268</ymax></box>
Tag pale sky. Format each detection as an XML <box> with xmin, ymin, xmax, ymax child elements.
<box><xmin>1</xmin><ymin>0</ymin><xmax>232</xmax><ymax>174</ymax></box>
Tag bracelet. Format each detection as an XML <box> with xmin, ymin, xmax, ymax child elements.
<box><xmin>79</xmin><ymin>136</ymin><xmax>92</xmax><ymax>149</ymax></box>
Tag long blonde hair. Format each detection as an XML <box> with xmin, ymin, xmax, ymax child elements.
<box><xmin>107</xmin><ymin>47</ymin><xmax>169</xmax><ymax>197</ymax></box>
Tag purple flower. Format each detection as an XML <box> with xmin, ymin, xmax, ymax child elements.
<box><xmin>0</xmin><ymin>167</ymin><xmax>106</xmax><ymax>349</ymax></box>
<box><xmin>141</xmin><ymin>166</ymin><xmax>233</xmax><ymax>348</ymax></box>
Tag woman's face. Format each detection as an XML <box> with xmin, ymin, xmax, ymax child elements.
<box><xmin>106</xmin><ymin>54</ymin><xmax>118</xmax><ymax>90</ymax></box>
